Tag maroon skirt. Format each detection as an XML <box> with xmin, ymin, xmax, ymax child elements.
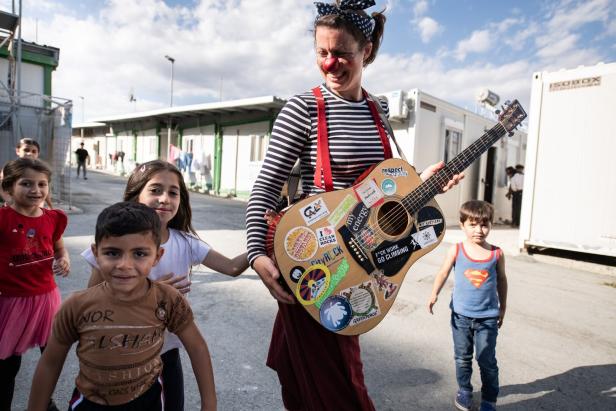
<box><xmin>266</xmin><ymin>301</ymin><xmax>375</xmax><ymax>411</ymax></box>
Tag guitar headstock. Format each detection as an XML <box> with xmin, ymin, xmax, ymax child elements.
<box><xmin>498</xmin><ymin>99</ymin><xmax>527</xmax><ymax>134</ymax></box>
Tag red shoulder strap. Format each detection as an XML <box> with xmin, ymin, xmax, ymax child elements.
<box><xmin>363</xmin><ymin>90</ymin><xmax>393</xmax><ymax>160</ymax></box>
<box><xmin>312</xmin><ymin>86</ymin><xmax>334</xmax><ymax>192</ymax></box>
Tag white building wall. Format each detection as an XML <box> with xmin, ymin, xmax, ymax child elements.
<box><xmin>221</xmin><ymin>121</ymin><xmax>269</xmax><ymax>194</ymax></box>
<box><xmin>0</xmin><ymin>60</ymin><xmax>44</xmax><ymax>106</ymax></box>
<box><xmin>136</xmin><ymin>128</ymin><xmax>158</xmax><ymax>165</ymax></box>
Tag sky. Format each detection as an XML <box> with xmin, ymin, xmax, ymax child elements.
<box><xmin>3</xmin><ymin>0</ymin><xmax>615</xmax><ymax>122</ymax></box>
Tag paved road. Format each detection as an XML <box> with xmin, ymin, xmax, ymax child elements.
<box><xmin>13</xmin><ymin>171</ymin><xmax>616</xmax><ymax>410</ymax></box>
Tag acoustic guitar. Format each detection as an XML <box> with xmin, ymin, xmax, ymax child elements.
<box><xmin>269</xmin><ymin>100</ymin><xmax>526</xmax><ymax>335</ymax></box>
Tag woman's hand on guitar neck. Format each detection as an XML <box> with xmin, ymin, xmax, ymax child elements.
<box><xmin>420</xmin><ymin>161</ymin><xmax>465</xmax><ymax>192</ymax></box>
<box><xmin>253</xmin><ymin>255</ymin><xmax>295</xmax><ymax>304</ymax></box>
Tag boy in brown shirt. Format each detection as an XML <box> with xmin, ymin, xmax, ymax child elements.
<box><xmin>28</xmin><ymin>202</ymin><xmax>216</xmax><ymax>410</ymax></box>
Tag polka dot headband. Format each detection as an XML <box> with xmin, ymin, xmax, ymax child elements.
<box><xmin>314</xmin><ymin>0</ymin><xmax>376</xmax><ymax>39</ymax></box>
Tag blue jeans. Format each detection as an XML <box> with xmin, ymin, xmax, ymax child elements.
<box><xmin>451</xmin><ymin>311</ymin><xmax>499</xmax><ymax>403</ymax></box>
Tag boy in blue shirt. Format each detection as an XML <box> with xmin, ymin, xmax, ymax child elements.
<box><xmin>428</xmin><ymin>200</ymin><xmax>508</xmax><ymax>411</ymax></box>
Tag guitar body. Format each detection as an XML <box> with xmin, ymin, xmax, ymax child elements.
<box><xmin>273</xmin><ymin>158</ymin><xmax>446</xmax><ymax>335</ymax></box>
<box><xmin>269</xmin><ymin>98</ymin><xmax>527</xmax><ymax>335</ymax></box>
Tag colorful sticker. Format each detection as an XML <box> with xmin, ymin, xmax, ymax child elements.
<box><xmin>380</xmin><ymin>178</ymin><xmax>397</xmax><ymax>195</ymax></box>
<box><xmin>339</xmin><ymin>281</ymin><xmax>380</xmax><ymax>326</ymax></box>
<box><xmin>284</xmin><ymin>227</ymin><xmax>318</xmax><ymax>261</ymax></box>
<box><xmin>327</xmin><ymin>194</ymin><xmax>357</xmax><ymax>226</ymax></box>
<box><xmin>315</xmin><ymin>259</ymin><xmax>350</xmax><ymax>309</ymax></box>
<box><xmin>354</xmin><ymin>179</ymin><xmax>384</xmax><ymax>208</ymax></box>
<box><xmin>381</xmin><ymin>166</ymin><xmax>408</xmax><ymax>177</ymax></box>
<box><xmin>346</xmin><ymin>203</ymin><xmax>370</xmax><ymax>234</ymax></box>
<box><xmin>300</xmin><ymin>198</ymin><xmax>330</xmax><ymax>226</ymax></box>
<box><xmin>289</xmin><ymin>266</ymin><xmax>304</xmax><ymax>283</ymax></box>
<box><xmin>358</xmin><ymin>227</ymin><xmax>378</xmax><ymax>250</ymax></box>
<box><xmin>316</xmin><ymin>226</ymin><xmax>338</xmax><ymax>248</ymax></box>
<box><xmin>295</xmin><ymin>264</ymin><xmax>331</xmax><ymax>305</ymax></box>
<box><xmin>319</xmin><ymin>295</ymin><xmax>352</xmax><ymax>332</ymax></box>
<box><xmin>372</xmin><ymin>271</ymin><xmax>399</xmax><ymax>300</ymax></box>
<box><xmin>411</xmin><ymin>226</ymin><xmax>438</xmax><ymax>248</ymax></box>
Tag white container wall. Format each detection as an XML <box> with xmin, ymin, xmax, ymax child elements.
<box><xmin>519</xmin><ymin>62</ymin><xmax>616</xmax><ymax>257</ymax></box>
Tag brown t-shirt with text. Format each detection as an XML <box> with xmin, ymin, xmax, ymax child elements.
<box><xmin>53</xmin><ymin>280</ymin><xmax>193</xmax><ymax>405</ymax></box>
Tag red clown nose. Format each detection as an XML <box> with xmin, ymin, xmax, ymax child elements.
<box><xmin>321</xmin><ymin>57</ymin><xmax>340</xmax><ymax>73</ymax></box>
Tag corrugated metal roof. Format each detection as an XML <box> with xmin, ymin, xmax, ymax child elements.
<box><xmin>89</xmin><ymin>95</ymin><xmax>286</xmax><ymax>124</ymax></box>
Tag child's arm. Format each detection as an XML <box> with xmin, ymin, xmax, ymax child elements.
<box><xmin>202</xmin><ymin>250</ymin><xmax>249</xmax><ymax>277</ymax></box>
<box><xmin>27</xmin><ymin>334</ymin><xmax>71</xmax><ymax>411</ymax></box>
<box><xmin>53</xmin><ymin>238</ymin><xmax>70</xmax><ymax>277</ymax></box>
<box><xmin>177</xmin><ymin>322</ymin><xmax>217</xmax><ymax>411</ymax></box>
<box><xmin>427</xmin><ymin>245</ymin><xmax>457</xmax><ymax>314</ymax></box>
<box><xmin>496</xmin><ymin>252</ymin><xmax>508</xmax><ymax>328</ymax></box>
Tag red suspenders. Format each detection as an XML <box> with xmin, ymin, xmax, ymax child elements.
<box><xmin>312</xmin><ymin>86</ymin><xmax>393</xmax><ymax>192</ymax></box>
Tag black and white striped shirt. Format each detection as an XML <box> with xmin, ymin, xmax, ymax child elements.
<box><xmin>246</xmin><ymin>84</ymin><xmax>391</xmax><ymax>265</ymax></box>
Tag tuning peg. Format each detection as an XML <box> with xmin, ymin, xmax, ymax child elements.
<box><xmin>508</xmin><ymin>131</ymin><xmax>514</xmax><ymax>137</ymax></box>
<box><xmin>504</xmin><ymin>100</ymin><xmax>511</xmax><ymax>106</ymax></box>
<box><xmin>495</xmin><ymin>109</ymin><xmax>501</xmax><ymax>115</ymax></box>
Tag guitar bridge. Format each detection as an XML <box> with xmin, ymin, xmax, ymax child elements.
<box><xmin>338</xmin><ymin>225</ymin><xmax>375</xmax><ymax>275</ymax></box>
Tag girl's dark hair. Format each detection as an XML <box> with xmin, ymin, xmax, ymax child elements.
<box><xmin>1</xmin><ymin>157</ymin><xmax>51</xmax><ymax>192</ymax></box>
<box><xmin>16</xmin><ymin>138</ymin><xmax>41</xmax><ymax>151</ymax></box>
<box><xmin>123</xmin><ymin>160</ymin><xmax>198</xmax><ymax>236</ymax></box>
<box><xmin>95</xmin><ymin>201</ymin><xmax>161</xmax><ymax>246</ymax></box>
<box><xmin>314</xmin><ymin>6</ymin><xmax>386</xmax><ymax>66</ymax></box>
<box><xmin>460</xmin><ymin>200</ymin><xmax>494</xmax><ymax>224</ymax></box>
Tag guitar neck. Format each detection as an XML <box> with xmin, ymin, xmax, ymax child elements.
<box><xmin>402</xmin><ymin>122</ymin><xmax>507</xmax><ymax>214</ymax></box>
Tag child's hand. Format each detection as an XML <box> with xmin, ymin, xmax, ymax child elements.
<box><xmin>498</xmin><ymin>308</ymin><xmax>506</xmax><ymax>328</ymax></box>
<box><xmin>158</xmin><ymin>273</ymin><xmax>192</xmax><ymax>294</ymax></box>
<box><xmin>53</xmin><ymin>257</ymin><xmax>70</xmax><ymax>277</ymax></box>
<box><xmin>428</xmin><ymin>294</ymin><xmax>438</xmax><ymax>314</ymax></box>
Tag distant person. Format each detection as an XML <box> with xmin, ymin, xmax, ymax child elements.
<box><xmin>27</xmin><ymin>202</ymin><xmax>217</xmax><ymax>411</ymax></box>
<box><xmin>74</xmin><ymin>143</ymin><xmax>89</xmax><ymax>180</ymax></box>
<box><xmin>1</xmin><ymin>138</ymin><xmax>52</xmax><ymax>208</ymax></box>
<box><xmin>82</xmin><ymin>160</ymin><xmax>249</xmax><ymax>409</ymax></box>
<box><xmin>428</xmin><ymin>200</ymin><xmax>508</xmax><ymax>411</ymax></box>
<box><xmin>505</xmin><ymin>166</ymin><xmax>524</xmax><ymax>227</ymax></box>
<box><xmin>0</xmin><ymin>158</ymin><xmax>70</xmax><ymax>411</ymax></box>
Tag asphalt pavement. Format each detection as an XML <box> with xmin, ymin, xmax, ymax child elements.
<box><xmin>11</xmin><ymin>170</ymin><xmax>616</xmax><ymax>411</ymax></box>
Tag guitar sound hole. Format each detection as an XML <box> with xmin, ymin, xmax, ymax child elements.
<box><xmin>377</xmin><ymin>201</ymin><xmax>408</xmax><ymax>236</ymax></box>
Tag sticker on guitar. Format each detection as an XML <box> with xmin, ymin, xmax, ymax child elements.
<box><xmin>300</xmin><ymin>198</ymin><xmax>330</xmax><ymax>226</ymax></box>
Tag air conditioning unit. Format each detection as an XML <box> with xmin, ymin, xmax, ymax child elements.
<box><xmin>378</xmin><ymin>90</ymin><xmax>408</xmax><ymax>121</ymax></box>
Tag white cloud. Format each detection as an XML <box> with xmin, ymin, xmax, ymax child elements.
<box><xmin>413</xmin><ymin>0</ymin><xmax>429</xmax><ymax>17</ymax></box>
<box><xmin>417</xmin><ymin>16</ymin><xmax>442</xmax><ymax>43</ymax></box>
<box><xmin>455</xmin><ymin>30</ymin><xmax>492</xmax><ymax>61</ymax></box>
<box><xmin>546</xmin><ymin>0</ymin><xmax>610</xmax><ymax>33</ymax></box>
<box><xmin>16</xmin><ymin>0</ymin><xmax>318</xmax><ymax>120</ymax></box>
<box><xmin>536</xmin><ymin>33</ymin><xmax>579</xmax><ymax>59</ymax></box>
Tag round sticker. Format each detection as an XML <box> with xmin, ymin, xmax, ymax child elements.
<box><xmin>295</xmin><ymin>264</ymin><xmax>331</xmax><ymax>305</ymax></box>
<box><xmin>284</xmin><ymin>227</ymin><xmax>318</xmax><ymax>261</ymax></box>
<box><xmin>319</xmin><ymin>295</ymin><xmax>352</xmax><ymax>332</ymax></box>
<box><xmin>289</xmin><ymin>266</ymin><xmax>304</xmax><ymax>283</ymax></box>
<box><xmin>348</xmin><ymin>286</ymin><xmax>376</xmax><ymax>316</ymax></box>
<box><xmin>381</xmin><ymin>178</ymin><xmax>397</xmax><ymax>195</ymax></box>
